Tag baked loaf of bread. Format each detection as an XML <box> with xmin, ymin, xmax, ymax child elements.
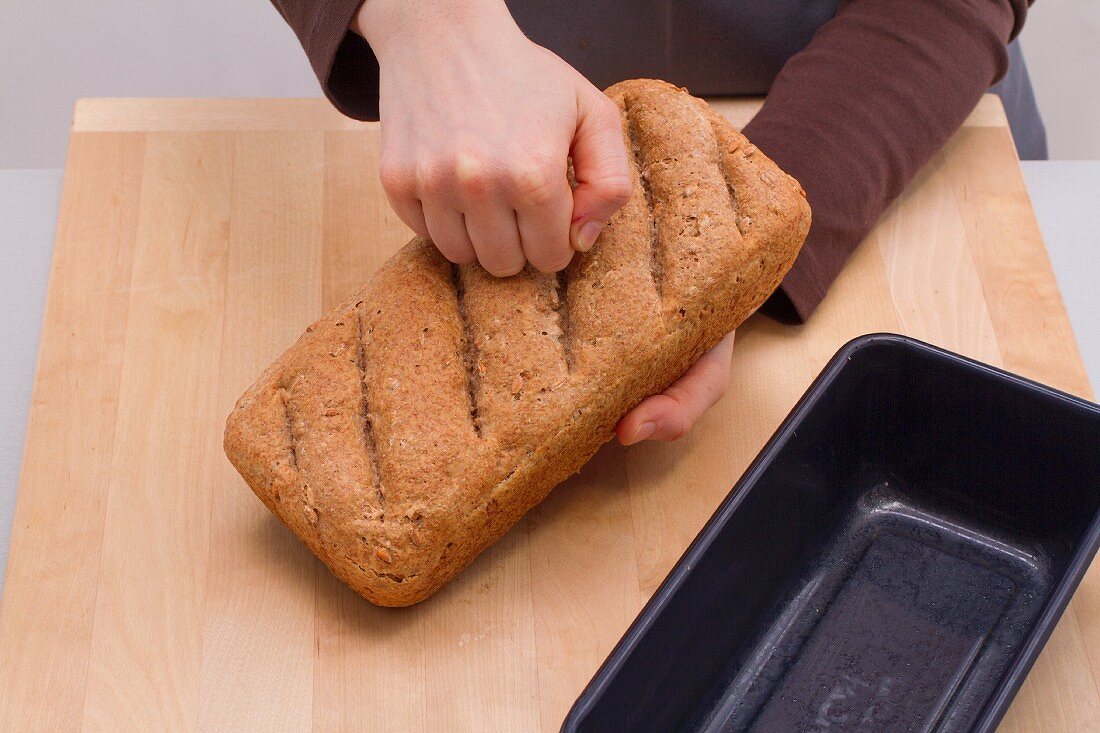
<box><xmin>224</xmin><ymin>79</ymin><xmax>810</xmax><ymax>606</ymax></box>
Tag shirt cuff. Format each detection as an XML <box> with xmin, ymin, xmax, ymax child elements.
<box><xmin>305</xmin><ymin>0</ymin><xmax>382</xmax><ymax>121</ymax></box>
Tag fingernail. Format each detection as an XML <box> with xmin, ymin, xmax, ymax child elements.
<box><xmin>626</xmin><ymin>421</ymin><xmax>656</xmax><ymax>445</ymax></box>
<box><xmin>574</xmin><ymin>220</ymin><xmax>604</xmax><ymax>252</ymax></box>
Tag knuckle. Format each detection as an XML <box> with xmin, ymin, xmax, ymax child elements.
<box><xmin>416</xmin><ymin>159</ymin><xmax>452</xmax><ymax>196</ymax></box>
<box><xmin>511</xmin><ymin>157</ymin><xmax>563</xmax><ymax>207</ymax></box>
<box><xmin>437</xmin><ymin>243</ymin><xmax>477</xmax><ymax>265</ymax></box>
<box><xmin>601</xmin><ymin>174</ymin><xmax>635</xmax><ymax>206</ymax></box>
<box><xmin>378</xmin><ymin>159</ymin><xmax>416</xmax><ymax>197</ymax></box>
<box><xmin>596</xmin><ymin>96</ymin><xmax>624</xmax><ymax>126</ymax></box>
<box><xmin>426</xmin><ymin>228</ymin><xmax>455</xmax><ymax>253</ymax></box>
<box><xmin>454</xmin><ymin>151</ymin><xmax>503</xmax><ymax>199</ymax></box>
<box><xmin>591</xmin><ymin>97</ymin><xmax>627</xmax><ymax>137</ymax></box>
<box><xmin>668</xmin><ymin>411</ymin><xmax>692</xmax><ymax>441</ymax></box>
<box><xmin>531</xmin><ymin>246</ymin><xmax>574</xmax><ymax>274</ymax></box>
<box><xmin>480</xmin><ymin>251</ymin><xmax>526</xmax><ymax>278</ymax></box>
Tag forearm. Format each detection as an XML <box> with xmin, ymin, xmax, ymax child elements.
<box><xmin>269</xmin><ymin>0</ymin><xmax>520</xmax><ymax>120</ymax></box>
<box><xmin>748</xmin><ymin>0</ymin><xmax>1028</xmax><ymax>322</ymax></box>
<box><xmin>352</xmin><ymin>0</ymin><xmax>513</xmax><ymax>51</ymax></box>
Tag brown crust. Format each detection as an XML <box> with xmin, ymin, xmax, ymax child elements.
<box><xmin>223</xmin><ymin>80</ymin><xmax>811</xmax><ymax>606</ymax></box>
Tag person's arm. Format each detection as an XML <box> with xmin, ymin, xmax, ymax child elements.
<box><xmin>270</xmin><ymin>0</ymin><xmax>722</xmax><ymax>447</ymax></box>
<box><xmin>276</xmin><ymin>0</ymin><xmax>631</xmax><ymax>275</ymax></box>
<box><xmin>748</xmin><ymin>0</ymin><xmax>1029</xmax><ymax>322</ymax></box>
<box><xmin>617</xmin><ymin>0</ymin><xmax>1029</xmax><ymax>438</ymax></box>
<box><xmin>273</xmin><ymin>0</ymin><xmax>1029</xmax><ymax>322</ymax></box>
<box><xmin>264</xmin><ymin>0</ymin><xmax>1029</xmax><ymax>444</ymax></box>
<box><xmin>352</xmin><ymin>0</ymin><xmax>632</xmax><ymax>274</ymax></box>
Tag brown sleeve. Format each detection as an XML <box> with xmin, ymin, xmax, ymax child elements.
<box><xmin>268</xmin><ymin>0</ymin><xmax>381</xmax><ymax>120</ymax></box>
<box><xmin>748</xmin><ymin>0</ymin><xmax>1029</xmax><ymax>323</ymax></box>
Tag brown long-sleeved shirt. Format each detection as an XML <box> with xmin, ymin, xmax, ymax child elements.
<box><xmin>268</xmin><ymin>0</ymin><xmax>1029</xmax><ymax>322</ymax></box>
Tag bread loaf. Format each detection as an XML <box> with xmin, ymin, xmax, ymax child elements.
<box><xmin>224</xmin><ymin>79</ymin><xmax>811</xmax><ymax>606</ymax></box>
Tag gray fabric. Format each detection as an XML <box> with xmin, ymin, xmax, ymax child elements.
<box><xmin>508</xmin><ymin>0</ymin><xmax>1047</xmax><ymax>160</ymax></box>
<box><xmin>509</xmin><ymin>0</ymin><xmax>839</xmax><ymax>94</ymax></box>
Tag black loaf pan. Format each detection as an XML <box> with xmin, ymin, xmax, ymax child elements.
<box><xmin>563</xmin><ymin>333</ymin><xmax>1100</xmax><ymax>733</ymax></box>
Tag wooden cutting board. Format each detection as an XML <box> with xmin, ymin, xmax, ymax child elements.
<box><xmin>0</xmin><ymin>95</ymin><xmax>1095</xmax><ymax>732</ymax></box>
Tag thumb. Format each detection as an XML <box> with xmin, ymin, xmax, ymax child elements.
<box><xmin>616</xmin><ymin>331</ymin><xmax>736</xmax><ymax>445</ymax></box>
<box><xmin>569</xmin><ymin>91</ymin><xmax>634</xmax><ymax>252</ymax></box>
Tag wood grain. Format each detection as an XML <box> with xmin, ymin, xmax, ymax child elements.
<box><xmin>81</xmin><ymin>131</ymin><xmax>230</xmax><ymax>730</ymax></box>
<box><xmin>198</xmin><ymin>132</ymin><xmax>324</xmax><ymax>732</ymax></box>
<box><xmin>0</xmin><ymin>95</ymin><xmax>1093</xmax><ymax>732</ymax></box>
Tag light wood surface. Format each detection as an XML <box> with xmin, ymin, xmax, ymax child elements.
<box><xmin>0</xmin><ymin>94</ymin><xmax>1093</xmax><ymax>731</ymax></box>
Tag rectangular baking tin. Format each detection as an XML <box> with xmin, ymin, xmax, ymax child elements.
<box><xmin>563</xmin><ymin>333</ymin><xmax>1100</xmax><ymax>733</ymax></box>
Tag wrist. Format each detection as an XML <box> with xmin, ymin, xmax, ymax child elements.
<box><xmin>354</xmin><ymin>0</ymin><xmax>517</xmax><ymax>60</ymax></box>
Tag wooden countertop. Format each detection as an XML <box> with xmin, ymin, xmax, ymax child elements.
<box><xmin>0</xmin><ymin>95</ymin><xmax>1094</xmax><ymax>731</ymax></box>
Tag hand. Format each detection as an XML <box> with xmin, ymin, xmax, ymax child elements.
<box><xmin>355</xmin><ymin>0</ymin><xmax>633</xmax><ymax>275</ymax></box>
<box><xmin>616</xmin><ymin>332</ymin><xmax>736</xmax><ymax>445</ymax></box>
